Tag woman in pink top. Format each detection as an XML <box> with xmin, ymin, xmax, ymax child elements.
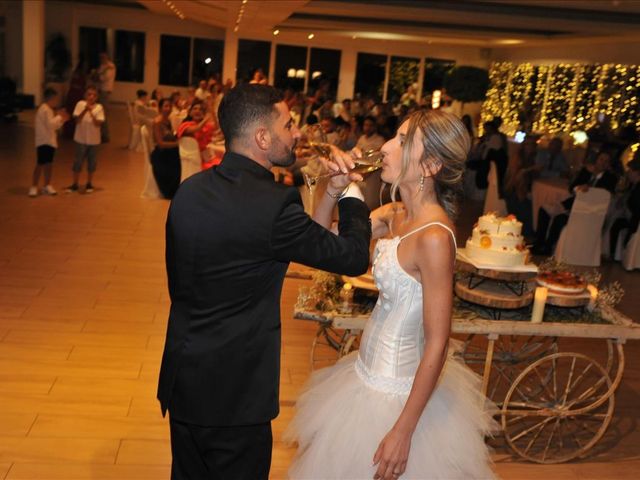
<box><xmin>176</xmin><ymin>101</ymin><xmax>220</xmax><ymax>169</ymax></box>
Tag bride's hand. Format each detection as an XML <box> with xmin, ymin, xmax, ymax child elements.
<box><xmin>372</xmin><ymin>428</ymin><xmax>411</xmax><ymax>479</ymax></box>
<box><xmin>325</xmin><ymin>145</ymin><xmax>363</xmax><ymax>192</ymax></box>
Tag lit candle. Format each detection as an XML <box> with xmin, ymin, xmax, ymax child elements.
<box><xmin>531</xmin><ymin>287</ymin><xmax>548</xmax><ymax>323</ymax></box>
<box><xmin>339</xmin><ymin>283</ymin><xmax>354</xmax><ymax>314</ymax></box>
<box><xmin>587</xmin><ymin>284</ymin><xmax>598</xmax><ymax>312</ymax></box>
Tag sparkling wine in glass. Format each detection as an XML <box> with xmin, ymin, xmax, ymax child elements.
<box><xmin>302</xmin><ymin>147</ymin><xmax>384</xmax><ymax>191</ymax></box>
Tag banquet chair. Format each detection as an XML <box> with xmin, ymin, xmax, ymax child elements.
<box><xmin>139</xmin><ymin>125</ymin><xmax>162</xmax><ymax>199</ymax></box>
<box><xmin>622</xmin><ymin>225</ymin><xmax>640</xmax><ymax>271</ymax></box>
<box><xmin>483</xmin><ymin>161</ymin><xmax>507</xmax><ymax>215</ymax></box>
<box><xmin>554</xmin><ymin>188</ymin><xmax>611</xmax><ymax>266</ymax></box>
<box><xmin>127</xmin><ymin>102</ymin><xmax>143</xmax><ymax>152</ymax></box>
<box><xmin>179</xmin><ymin>137</ymin><xmax>201</xmax><ymax>183</ymax></box>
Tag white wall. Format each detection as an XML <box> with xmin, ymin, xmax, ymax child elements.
<box><xmin>491</xmin><ymin>40</ymin><xmax>640</xmax><ymax>66</ymax></box>
<box><xmin>45</xmin><ymin>1</ymin><xmax>225</xmax><ymax>103</ymax></box>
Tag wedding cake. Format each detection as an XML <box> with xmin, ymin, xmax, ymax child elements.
<box><xmin>465</xmin><ymin>213</ymin><xmax>529</xmax><ymax>267</ymax></box>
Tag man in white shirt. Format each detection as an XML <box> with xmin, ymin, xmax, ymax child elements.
<box><xmin>96</xmin><ymin>52</ymin><xmax>116</xmax><ymax>142</ymax></box>
<box><xmin>195</xmin><ymin>80</ymin><xmax>209</xmax><ymax>101</ymax></box>
<box><xmin>30</xmin><ymin>88</ymin><xmax>69</xmax><ymax>197</ymax></box>
<box><xmin>355</xmin><ymin>116</ymin><xmax>385</xmax><ymax>152</ymax></box>
<box><xmin>66</xmin><ymin>86</ymin><xmax>105</xmax><ymax>194</ymax></box>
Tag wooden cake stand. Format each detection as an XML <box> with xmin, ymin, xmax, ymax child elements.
<box><xmin>455</xmin><ymin>259</ymin><xmax>537</xmax><ymax>318</ymax></box>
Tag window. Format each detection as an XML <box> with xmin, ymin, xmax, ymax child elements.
<box><xmin>79</xmin><ymin>27</ymin><xmax>107</xmax><ymax>71</ymax></box>
<box><xmin>274</xmin><ymin>44</ymin><xmax>307</xmax><ymax>92</ymax></box>
<box><xmin>192</xmin><ymin>38</ymin><xmax>224</xmax><ymax>83</ymax></box>
<box><xmin>422</xmin><ymin>58</ymin><xmax>455</xmax><ymax>97</ymax></box>
<box><xmin>237</xmin><ymin>39</ymin><xmax>271</xmax><ymax>84</ymax></box>
<box><xmin>309</xmin><ymin>47</ymin><xmax>341</xmax><ymax>100</ymax></box>
<box><xmin>159</xmin><ymin>35</ymin><xmax>190</xmax><ymax>86</ymax></box>
<box><xmin>115</xmin><ymin>30</ymin><xmax>145</xmax><ymax>83</ymax></box>
<box><xmin>388</xmin><ymin>55</ymin><xmax>419</xmax><ymax>105</ymax></box>
<box><xmin>354</xmin><ymin>53</ymin><xmax>386</xmax><ymax>101</ymax></box>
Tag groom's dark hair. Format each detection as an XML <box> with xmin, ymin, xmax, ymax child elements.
<box><xmin>218</xmin><ymin>83</ymin><xmax>283</xmax><ymax>148</ymax></box>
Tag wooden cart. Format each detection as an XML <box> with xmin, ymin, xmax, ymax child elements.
<box><xmin>293</xmin><ymin>305</ymin><xmax>640</xmax><ymax>464</ymax></box>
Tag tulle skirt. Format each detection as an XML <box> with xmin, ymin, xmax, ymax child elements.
<box><xmin>285</xmin><ymin>349</ymin><xmax>497</xmax><ymax>479</ymax></box>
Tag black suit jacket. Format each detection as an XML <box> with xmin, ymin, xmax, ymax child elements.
<box><xmin>157</xmin><ymin>152</ymin><xmax>371</xmax><ymax>426</ymax></box>
<box><xmin>562</xmin><ymin>168</ymin><xmax>618</xmax><ymax>210</ymax></box>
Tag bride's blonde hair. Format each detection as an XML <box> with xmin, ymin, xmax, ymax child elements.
<box><xmin>389</xmin><ymin>109</ymin><xmax>470</xmax><ymax>219</ymax></box>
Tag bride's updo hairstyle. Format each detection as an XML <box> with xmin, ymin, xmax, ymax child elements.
<box><xmin>390</xmin><ymin>109</ymin><xmax>470</xmax><ymax>219</ymax></box>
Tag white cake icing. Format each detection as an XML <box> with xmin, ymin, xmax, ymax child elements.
<box><xmin>465</xmin><ymin>213</ymin><xmax>528</xmax><ymax>267</ymax></box>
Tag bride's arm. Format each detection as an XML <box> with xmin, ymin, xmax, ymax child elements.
<box><xmin>372</xmin><ymin>228</ymin><xmax>454</xmax><ymax>480</ymax></box>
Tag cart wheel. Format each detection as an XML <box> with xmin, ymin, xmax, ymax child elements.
<box><xmin>340</xmin><ymin>332</ymin><xmax>360</xmax><ymax>357</ymax></box>
<box><xmin>502</xmin><ymin>352</ymin><xmax>614</xmax><ymax>464</ymax></box>
<box><xmin>459</xmin><ymin>334</ymin><xmax>558</xmax><ymax>403</ymax></box>
<box><xmin>310</xmin><ymin>324</ymin><xmax>343</xmax><ymax>370</ymax></box>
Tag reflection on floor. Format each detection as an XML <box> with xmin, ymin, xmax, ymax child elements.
<box><xmin>0</xmin><ymin>107</ymin><xmax>638</xmax><ymax>479</ymax></box>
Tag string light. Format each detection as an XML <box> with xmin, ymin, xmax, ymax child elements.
<box><xmin>162</xmin><ymin>0</ymin><xmax>185</xmax><ymax>20</ymax></box>
<box><xmin>481</xmin><ymin>61</ymin><xmax>640</xmax><ymax>136</ymax></box>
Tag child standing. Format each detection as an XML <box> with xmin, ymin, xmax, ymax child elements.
<box><xmin>66</xmin><ymin>86</ymin><xmax>104</xmax><ymax>193</ymax></box>
<box><xmin>30</xmin><ymin>88</ymin><xmax>69</xmax><ymax>197</ymax></box>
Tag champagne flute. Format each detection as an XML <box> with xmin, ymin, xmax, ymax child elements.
<box><xmin>302</xmin><ymin>147</ymin><xmax>384</xmax><ymax>191</ymax></box>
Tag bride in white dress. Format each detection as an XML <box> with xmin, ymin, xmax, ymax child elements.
<box><xmin>286</xmin><ymin>109</ymin><xmax>496</xmax><ymax>480</ymax></box>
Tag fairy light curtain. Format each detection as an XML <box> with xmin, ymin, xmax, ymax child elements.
<box><xmin>481</xmin><ymin>62</ymin><xmax>640</xmax><ymax>137</ymax></box>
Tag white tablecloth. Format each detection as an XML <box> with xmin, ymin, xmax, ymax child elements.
<box><xmin>531</xmin><ymin>177</ymin><xmax>570</xmax><ymax>229</ymax></box>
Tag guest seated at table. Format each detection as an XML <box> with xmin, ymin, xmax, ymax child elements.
<box><xmin>195</xmin><ymin>80</ymin><xmax>209</xmax><ymax>101</ymax></box>
<box><xmin>533</xmin><ymin>137</ymin><xmax>569</xmax><ymax>179</ymax></box>
<box><xmin>608</xmin><ymin>156</ymin><xmax>640</xmax><ymax>259</ymax></box>
<box><xmin>355</xmin><ymin>115</ymin><xmax>385</xmax><ymax>152</ymax></box>
<box><xmin>151</xmin><ymin>99</ymin><xmax>181</xmax><ymax>199</ymax></box>
<box><xmin>319</xmin><ymin>115</ymin><xmax>340</xmax><ymax>146</ymax></box>
<box><xmin>176</xmin><ymin>100</ymin><xmax>220</xmax><ymax>168</ymax></box>
<box><xmin>532</xmin><ymin>151</ymin><xmax>618</xmax><ymax>255</ymax></box>
<box><xmin>149</xmin><ymin>88</ymin><xmax>163</xmax><ymax>110</ymax></box>
<box><xmin>505</xmin><ymin>137</ymin><xmax>538</xmax><ymax>238</ymax></box>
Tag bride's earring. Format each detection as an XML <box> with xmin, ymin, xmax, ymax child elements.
<box><xmin>419</xmin><ymin>174</ymin><xmax>425</xmax><ymax>191</ymax></box>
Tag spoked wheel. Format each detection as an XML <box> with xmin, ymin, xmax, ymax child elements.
<box><xmin>310</xmin><ymin>324</ymin><xmax>343</xmax><ymax>370</ymax></box>
<box><xmin>501</xmin><ymin>352</ymin><xmax>614</xmax><ymax>464</ymax></box>
<box><xmin>340</xmin><ymin>332</ymin><xmax>360</xmax><ymax>357</ymax></box>
<box><xmin>459</xmin><ymin>334</ymin><xmax>558</xmax><ymax>403</ymax></box>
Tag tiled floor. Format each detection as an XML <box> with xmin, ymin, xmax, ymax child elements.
<box><xmin>0</xmin><ymin>107</ymin><xmax>638</xmax><ymax>479</ymax></box>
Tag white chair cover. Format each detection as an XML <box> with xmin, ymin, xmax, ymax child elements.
<box><xmin>622</xmin><ymin>226</ymin><xmax>640</xmax><ymax>271</ymax></box>
<box><xmin>140</xmin><ymin>125</ymin><xmax>162</xmax><ymax>199</ymax></box>
<box><xmin>483</xmin><ymin>161</ymin><xmax>507</xmax><ymax>215</ymax></box>
<box><xmin>127</xmin><ymin>102</ymin><xmax>143</xmax><ymax>152</ymax></box>
<box><xmin>179</xmin><ymin>137</ymin><xmax>201</xmax><ymax>183</ymax></box>
<box><xmin>554</xmin><ymin>188</ymin><xmax>611</xmax><ymax>266</ymax></box>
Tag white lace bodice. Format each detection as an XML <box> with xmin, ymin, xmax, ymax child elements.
<box><xmin>356</xmin><ymin>223</ymin><xmax>456</xmax><ymax>395</ymax></box>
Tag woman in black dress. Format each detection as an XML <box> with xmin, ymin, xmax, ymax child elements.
<box><xmin>151</xmin><ymin>98</ymin><xmax>181</xmax><ymax>199</ymax></box>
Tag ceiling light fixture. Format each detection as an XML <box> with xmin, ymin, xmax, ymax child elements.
<box><xmin>308</xmin><ymin>33</ymin><xmax>315</xmax><ymax>40</ymax></box>
<box><xmin>273</xmin><ymin>29</ymin><xmax>280</xmax><ymax>36</ymax></box>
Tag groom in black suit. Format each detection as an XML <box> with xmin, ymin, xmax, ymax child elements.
<box><xmin>157</xmin><ymin>84</ymin><xmax>371</xmax><ymax>479</ymax></box>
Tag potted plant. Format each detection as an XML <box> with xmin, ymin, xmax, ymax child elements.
<box><xmin>443</xmin><ymin>66</ymin><xmax>490</xmax><ymax>116</ymax></box>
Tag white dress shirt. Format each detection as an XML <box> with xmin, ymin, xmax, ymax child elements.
<box><xmin>73</xmin><ymin>101</ymin><xmax>105</xmax><ymax>145</ymax></box>
<box><xmin>35</xmin><ymin>104</ymin><xmax>64</xmax><ymax>148</ymax></box>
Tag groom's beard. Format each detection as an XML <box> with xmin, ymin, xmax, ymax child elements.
<box><xmin>270</xmin><ymin>139</ymin><xmax>298</xmax><ymax>167</ymax></box>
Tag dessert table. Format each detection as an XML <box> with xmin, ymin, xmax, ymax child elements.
<box><xmin>294</xmin><ymin>301</ymin><xmax>640</xmax><ymax>464</ymax></box>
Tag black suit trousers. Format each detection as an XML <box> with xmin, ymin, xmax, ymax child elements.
<box><xmin>170</xmin><ymin>418</ymin><xmax>272</xmax><ymax>480</ymax></box>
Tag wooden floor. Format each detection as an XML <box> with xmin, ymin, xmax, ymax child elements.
<box><xmin>0</xmin><ymin>106</ymin><xmax>638</xmax><ymax>479</ymax></box>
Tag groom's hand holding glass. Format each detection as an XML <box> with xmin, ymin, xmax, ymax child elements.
<box><xmin>323</xmin><ymin>145</ymin><xmax>366</xmax><ymax>199</ymax></box>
